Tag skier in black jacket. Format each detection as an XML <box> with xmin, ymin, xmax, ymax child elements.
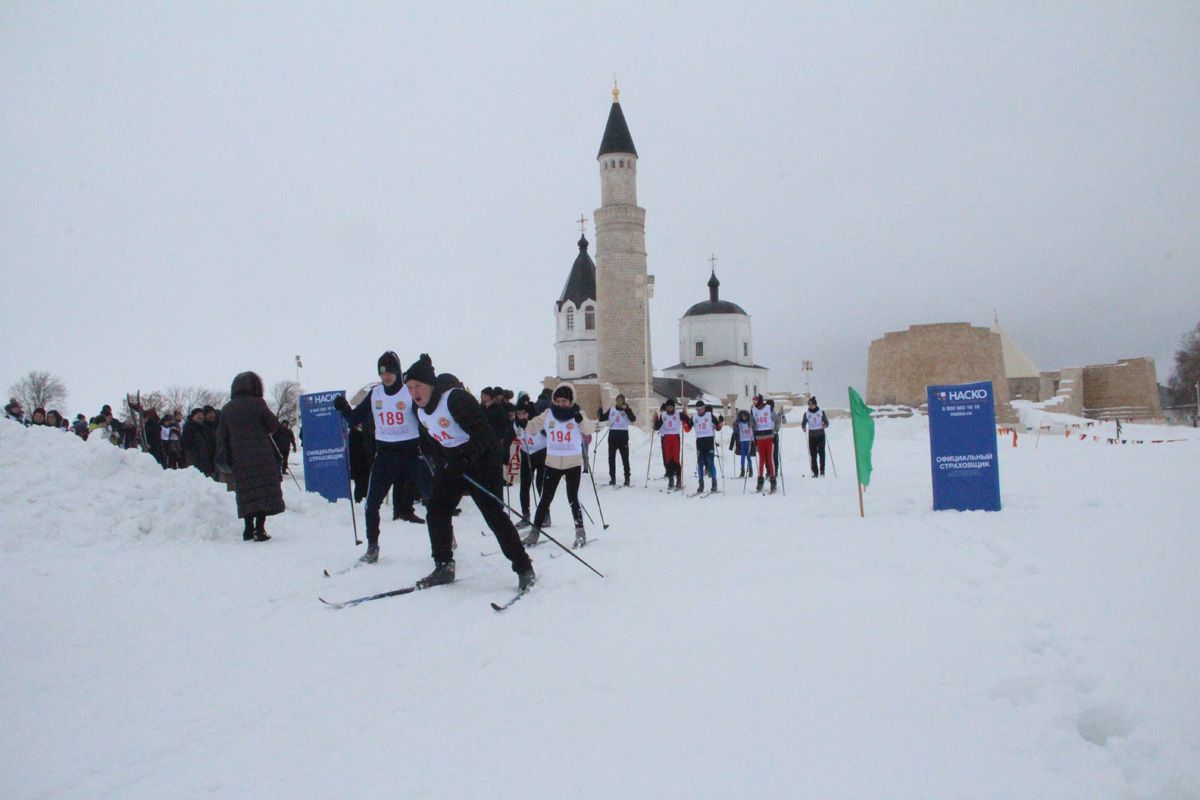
<box><xmin>404</xmin><ymin>353</ymin><xmax>534</xmax><ymax>591</ymax></box>
<box><xmin>333</xmin><ymin>351</ymin><xmax>432</xmax><ymax>564</ymax></box>
<box><xmin>597</xmin><ymin>393</ymin><xmax>637</xmax><ymax>486</ymax></box>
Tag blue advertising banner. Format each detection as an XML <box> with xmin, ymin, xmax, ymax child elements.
<box><xmin>927</xmin><ymin>380</ymin><xmax>1002</xmax><ymax>511</ymax></box>
<box><xmin>299</xmin><ymin>391</ymin><xmax>350</xmax><ymax>503</ymax></box>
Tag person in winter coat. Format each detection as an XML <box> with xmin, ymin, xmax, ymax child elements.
<box><xmin>522</xmin><ymin>383</ymin><xmax>594</xmax><ymax>548</ymax></box>
<box><xmin>333</xmin><ymin>351</ymin><xmax>433</xmax><ymax>563</ymax></box>
<box><xmin>653</xmin><ymin>398</ymin><xmax>688</xmax><ymax>490</ymax></box>
<box><xmin>142</xmin><ymin>409</ymin><xmax>165</xmax><ymax>465</ymax></box>
<box><xmin>404</xmin><ymin>353</ymin><xmax>534</xmax><ymax>592</ymax></box>
<box><xmin>685</xmin><ymin>400</ymin><xmax>724</xmax><ymax>493</ymax></box>
<box><xmin>182</xmin><ymin>407</ymin><xmax>216</xmax><ymax>477</ymax></box>
<box><xmin>71</xmin><ymin>414</ymin><xmax>89</xmax><ymax>438</ymax></box>
<box><xmin>45</xmin><ymin>409</ymin><xmax>66</xmax><ymax>431</ymax></box>
<box><xmin>728</xmin><ymin>409</ymin><xmax>755</xmax><ymax>477</ymax></box>
<box><xmin>801</xmin><ymin>396</ymin><xmax>830</xmax><ymax>477</ymax></box>
<box><xmin>4</xmin><ymin>398</ymin><xmax>27</xmax><ymax>425</ymax></box>
<box><xmin>749</xmin><ymin>394</ymin><xmax>781</xmax><ymax>493</ymax></box>
<box><xmin>272</xmin><ymin>419</ymin><xmax>297</xmax><ymax>474</ymax></box>
<box><xmin>597</xmin><ymin>393</ymin><xmax>636</xmax><ymax>486</ymax></box>
<box><xmin>513</xmin><ymin>403</ymin><xmax>548</xmax><ymax>529</ymax></box>
<box><xmin>215</xmin><ymin>371</ymin><xmax>285</xmax><ymax>542</ymax></box>
<box><xmin>30</xmin><ymin>408</ymin><xmax>47</xmax><ymax>426</ymax></box>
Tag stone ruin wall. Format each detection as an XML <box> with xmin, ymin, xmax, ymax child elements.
<box><xmin>1081</xmin><ymin>358</ymin><xmax>1162</xmax><ymax>419</ymax></box>
<box><xmin>867</xmin><ymin>323</ymin><xmax>1016</xmax><ymax>422</ymax></box>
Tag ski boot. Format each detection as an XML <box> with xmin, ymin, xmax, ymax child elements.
<box><xmin>518</xmin><ymin>568</ymin><xmax>537</xmax><ymax>592</ymax></box>
<box><xmin>516</xmin><ymin>517</ymin><xmax>531</xmax><ymax>530</ymax></box>
<box><xmin>696</xmin><ymin>480</ymin><xmax>705</xmax><ymax>494</ymax></box>
<box><xmin>608</xmin><ymin>477</ymin><xmax>616</xmax><ymax>487</ymax></box>
<box><xmin>769</xmin><ymin>477</ymin><xmax>778</xmax><ymax>494</ymax></box>
<box><xmin>416</xmin><ymin>560</ymin><xmax>455</xmax><ymax>589</ymax></box>
<box><xmin>522</xmin><ymin>528</ymin><xmax>540</xmax><ymax>547</ymax></box>
<box><xmin>623</xmin><ymin>476</ymin><xmax>631</xmax><ymax>487</ymax></box>
<box><xmin>395</xmin><ymin>510</ymin><xmax>424</xmax><ymax>524</ymax></box>
<box><xmin>359</xmin><ymin>544</ymin><xmax>380</xmax><ymax>563</ymax></box>
<box><xmin>573</xmin><ymin>522</ymin><xmax>587</xmax><ymax>549</ymax></box>
<box><xmin>756</xmin><ymin>477</ymin><xmax>765</xmax><ymax>493</ymax></box>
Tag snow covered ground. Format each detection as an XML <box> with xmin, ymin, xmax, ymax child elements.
<box><xmin>2</xmin><ymin>415</ymin><xmax>1198</xmax><ymax>799</ymax></box>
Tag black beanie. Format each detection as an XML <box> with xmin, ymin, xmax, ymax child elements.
<box><xmin>553</xmin><ymin>385</ymin><xmax>574</xmax><ymax>402</ymax></box>
<box><xmin>377</xmin><ymin>350</ymin><xmax>402</xmax><ymax>375</ymax></box>
<box><xmin>404</xmin><ymin>353</ymin><xmax>436</xmax><ymax>386</ymax></box>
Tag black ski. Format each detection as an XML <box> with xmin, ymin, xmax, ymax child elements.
<box><xmin>323</xmin><ymin>560</ymin><xmax>370</xmax><ymax>577</ymax></box>
<box><xmin>319</xmin><ymin>585</ymin><xmax>418</xmax><ymax>608</ymax></box>
<box><xmin>491</xmin><ymin>590</ymin><xmax>528</xmax><ymax>612</ymax></box>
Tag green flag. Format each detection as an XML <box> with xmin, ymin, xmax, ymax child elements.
<box><xmin>848</xmin><ymin>387</ymin><xmax>875</xmax><ymax>487</ymax></box>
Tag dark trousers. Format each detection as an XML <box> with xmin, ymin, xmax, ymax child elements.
<box><xmin>519</xmin><ymin>450</ymin><xmax>547</xmax><ymax>517</ymax></box>
<box><xmin>533</xmin><ymin>466</ymin><xmax>583</xmax><ymax>529</ymax></box>
<box><xmin>427</xmin><ymin>460</ymin><xmax>531</xmax><ymax>573</ymax></box>
<box><xmin>808</xmin><ymin>430</ymin><xmax>826</xmax><ymax>476</ymax></box>
<box><xmin>364</xmin><ymin>446</ymin><xmax>432</xmax><ymax>545</ymax></box>
<box><xmin>607</xmin><ymin>429</ymin><xmax>630</xmax><ymax>482</ymax></box>
<box><xmin>392</xmin><ymin>477</ymin><xmax>420</xmax><ymax>517</ymax></box>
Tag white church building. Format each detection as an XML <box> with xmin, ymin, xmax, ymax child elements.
<box><xmin>661</xmin><ymin>269</ymin><xmax>769</xmax><ymax>410</ymax></box>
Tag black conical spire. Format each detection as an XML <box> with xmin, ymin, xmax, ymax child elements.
<box><xmin>597</xmin><ymin>82</ymin><xmax>637</xmax><ymax>158</ymax></box>
<box><xmin>708</xmin><ymin>270</ymin><xmax>720</xmax><ymax>303</ymax></box>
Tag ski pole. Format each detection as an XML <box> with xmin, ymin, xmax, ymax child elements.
<box><xmin>460</xmin><ymin>472</ymin><xmax>605</xmax><ymax>578</ymax></box>
<box><xmin>339</xmin><ymin>421</ymin><xmax>362</xmax><ymax>546</ymax></box>
<box><xmin>269</xmin><ymin>435</ymin><xmax>304</xmax><ymax>493</ymax></box>
<box><xmin>827</xmin><ymin>434</ymin><xmax>838</xmax><ymax>478</ymax></box>
<box><xmin>591</xmin><ymin>423</ymin><xmax>610</xmax><ymax>464</ymax></box>
<box><xmin>776</xmin><ymin>431</ymin><xmax>786</xmax><ymax>496</ymax></box>
<box><xmin>644</xmin><ymin>428</ymin><xmax>656</xmax><ymax>487</ymax></box>
<box><xmin>584</xmin><ymin>445</ymin><xmax>610</xmax><ymax>529</ymax></box>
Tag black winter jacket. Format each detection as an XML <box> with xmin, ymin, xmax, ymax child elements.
<box><xmin>416</xmin><ymin>373</ymin><xmax>497</xmax><ymax>471</ymax></box>
<box><xmin>216</xmin><ymin>373</ymin><xmax>285</xmax><ymax>518</ymax></box>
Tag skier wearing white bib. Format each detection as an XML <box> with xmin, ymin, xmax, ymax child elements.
<box><xmin>333</xmin><ymin>351</ymin><xmax>432</xmax><ymax>563</ymax></box>
<box><xmin>522</xmin><ymin>384</ymin><xmax>594</xmax><ymax>548</ymax></box>
<box><xmin>597</xmin><ymin>393</ymin><xmax>636</xmax><ymax>486</ymax></box>
<box><xmin>801</xmin><ymin>395</ymin><xmax>830</xmax><ymax>477</ymax></box>
<box><xmin>686</xmin><ymin>399</ymin><xmax>724</xmax><ymax>493</ymax></box>
<box><xmin>404</xmin><ymin>354</ymin><xmax>535</xmax><ymax>592</ymax></box>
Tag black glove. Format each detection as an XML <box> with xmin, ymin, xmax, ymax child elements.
<box><xmin>597</xmin><ymin>406</ymin><xmax>604</xmax><ymax>417</ymax></box>
<box><xmin>718</xmin><ymin>415</ymin><xmax>725</xmax><ymax>423</ymax></box>
<box><xmin>574</xmin><ymin>412</ymin><xmax>583</xmax><ymax>423</ymax></box>
<box><xmin>333</xmin><ymin>395</ymin><xmax>350</xmax><ymax>412</ymax></box>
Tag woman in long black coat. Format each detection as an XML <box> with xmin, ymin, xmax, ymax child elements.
<box><xmin>215</xmin><ymin>371</ymin><xmax>285</xmax><ymax>541</ymax></box>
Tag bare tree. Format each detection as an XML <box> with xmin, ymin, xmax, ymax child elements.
<box><xmin>270</xmin><ymin>380</ymin><xmax>302</xmax><ymax>422</ymax></box>
<box><xmin>8</xmin><ymin>370</ymin><xmax>68</xmax><ymax>413</ymax></box>
<box><xmin>162</xmin><ymin>385</ymin><xmax>227</xmax><ymax>418</ymax></box>
<box><xmin>1167</xmin><ymin>322</ymin><xmax>1200</xmax><ymax>407</ymax></box>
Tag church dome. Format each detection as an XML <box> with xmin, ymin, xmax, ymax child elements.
<box><xmin>557</xmin><ymin>234</ymin><xmax>596</xmax><ymax>309</ymax></box>
<box><xmin>683</xmin><ymin>270</ymin><xmax>747</xmax><ymax>317</ymax></box>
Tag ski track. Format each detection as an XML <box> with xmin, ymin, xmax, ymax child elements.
<box><xmin>1</xmin><ymin>419</ymin><xmax>1199</xmax><ymax>799</ymax></box>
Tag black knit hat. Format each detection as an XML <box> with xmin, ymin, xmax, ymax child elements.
<box><xmin>377</xmin><ymin>350</ymin><xmax>402</xmax><ymax>376</ymax></box>
<box><xmin>694</xmin><ymin>399</ymin><xmax>707</xmax><ymax>408</ymax></box>
<box><xmin>553</xmin><ymin>385</ymin><xmax>574</xmax><ymax>402</ymax></box>
<box><xmin>404</xmin><ymin>353</ymin><xmax>436</xmax><ymax>386</ymax></box>
<box><xmin>664</xmin><ymin>397</ymin><xmax>676</xmax><ymax>408</ymax></box>
<box><xmin>808</xmin><ymin>396</ymin><xmax>818</xmax><ymax>405</ymax></box>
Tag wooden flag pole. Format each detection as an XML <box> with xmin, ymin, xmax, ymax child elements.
<box><xmin>848</xmin><ymin>388</ymin><xmax>864</xmax><ymax>518</ymax></box>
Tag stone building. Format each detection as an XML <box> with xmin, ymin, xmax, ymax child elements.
<box><xmin>1039</xmin><ymin>358</ymin><xmax>1162</xmax><ymax>419</ymax></box>
<box><xmin>661</xmin><ymin>269</ymin><xmax>769</xmax><ymax>410</ymax></box>
<box><xmin>866</xmin><ymin>322</ymin><xmax>1017</xmax><ymax>421</ymax></box>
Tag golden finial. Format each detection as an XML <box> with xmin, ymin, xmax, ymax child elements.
<box><xmin>612</xmin><ymin>74</ymin><xmax>620</xmax><ymax>103</ymax></box>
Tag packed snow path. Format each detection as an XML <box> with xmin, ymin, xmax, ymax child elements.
<box><xmin>2</xmin><ymin>418</ymin><xmax>1198</xmax><ymax>799</ymax></box>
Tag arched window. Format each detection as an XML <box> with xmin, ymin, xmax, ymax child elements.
<box><xmin>584</xmin><ymin>306</ymin><xmax>595</xmax><ymax>330</ymax></box>
<box><xmin>568</xmin><ymin>354</ymin><xmax>576</xmax><ymax>372</ymax></box>
<box><xmin>566</xmin><ymin>308</ymin><xmax>575</xmax><ymax>331</ymax></box>
<box><xmin>695</xmin><ymin>341</ymin><xmax>704</xmax><ymax>358</ymax></box>
<box><xmin>619</xmin><ymin>159</ymin><xmax>625</xmax><ymax>168</ymax></box>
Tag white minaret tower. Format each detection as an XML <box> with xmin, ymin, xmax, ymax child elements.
<box><xmin>594</xmin><ymin>81</ymin><xmax>652</xmax><ymax>408</ymax></box>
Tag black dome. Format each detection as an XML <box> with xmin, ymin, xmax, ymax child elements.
<box><xmin>683</xmin><ymin>299</ymin><xmax>748</xmax><ymax>317</ymax></box>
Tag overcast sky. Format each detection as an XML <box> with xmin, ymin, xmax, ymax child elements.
<box><xmin>3</xmin><ymin>2</ymin><xmax>1197</xmax><ymax>415</ymax></box>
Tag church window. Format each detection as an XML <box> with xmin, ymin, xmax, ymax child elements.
<box><xmin>566</xmin><ymin>308</ymin><xmax>575</xmax><ymax>331</ymax></box>
<box><xmin>619</xmin><ymin>159</ymin><xmax>625</xmax><ymax>167</ymax></box>
<box><xmin>584</xmin><ymin>306</ymin><xmax>595</xmax><ymax>330</ymax></box>
<box><xmin>743</xmin><ymin>342</ymin><xmax>749</xmax><ymax>357</ymax></box>
<box><xmin>568</xmin><ymin>354</ymin><xmax>575</xmax><ymax>372</ymax></box>
<box><xmin>695</xmin><ymin>341</ymin><xmax>704</xmax><ymax>358</ymax></box>
<box><xmin>745</xmin><ymin>384</ymin><xmax>749</xmax><ymax>396</ymax></box>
